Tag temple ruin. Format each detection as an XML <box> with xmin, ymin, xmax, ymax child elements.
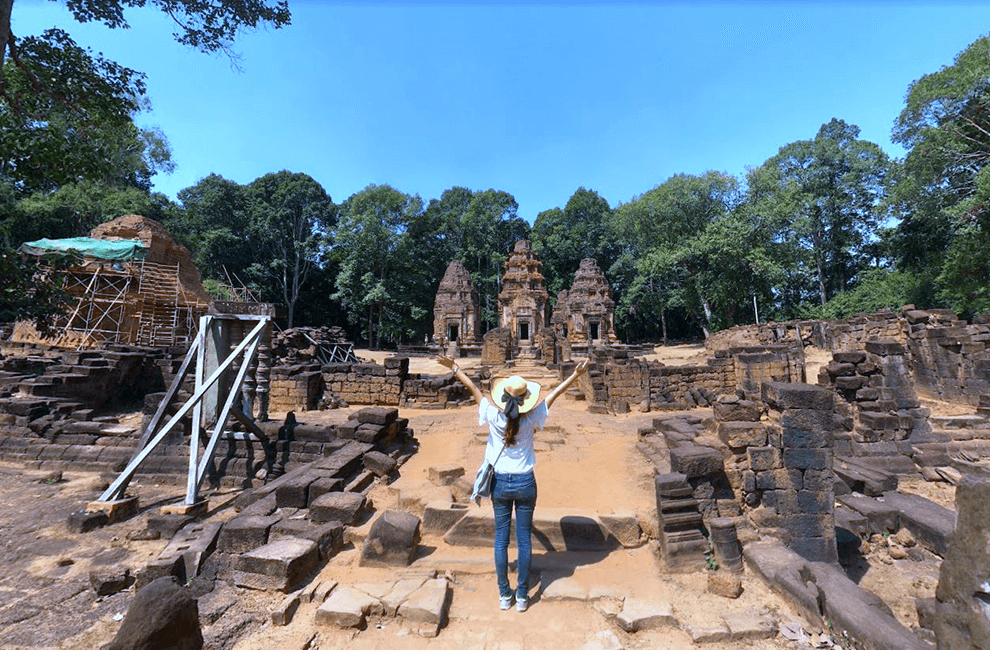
<box><xmin>14</xmin><ymin>215</ymin><xmax>211</xmax><ymax>348</ymax></box>
<box><xmin>551</xmin><ymin>257</ymin><xmax>618</xmax><ymax>355</ymax></box>
<box><xmin>4</xmin><ymin>219</ymin><xmax>990</xmax><ymax>648</ymax></box>
<box><xmin>496</xmin><ymin>239</ymin><xmax>549</xmax><ymax>357</ymax></box>
<box><xmin>432</xmin><ymin>260</ymin><xmax>480</xmax><ymax>352</ymax></box>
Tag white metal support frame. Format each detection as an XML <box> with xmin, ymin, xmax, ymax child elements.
<box><xmin>99</xmin><ymin>314</ymin><xmax>271</xmax><ymax>505</ymax></box>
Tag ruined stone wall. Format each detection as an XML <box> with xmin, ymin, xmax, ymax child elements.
<box><xmin>591</xmin><ymin>345</ymin><xmax>799</xmax><ymax>413</ymax></box>
<box><xmin>707</xmin><ymin>310</ymin><xmax>906</xmax><ymax>353</ymax></box>
<box><xmin>709</xmin><ymin>307</ymin><xmax>990</xmax><ymax>407</ymax></box>
<box><xmin>321</xmin><ymin>359</ymin><xmax>405</xmax><ymax>407</ymax></box>
<box><xmin>711</xmin><ymin>383</ymin><xmax>838</xmax><ymax>563</ymax></box>
<box><xmin>270</xmin><ymin>364</ymin><xmax>323</xmax><ymax>413</ymax></box>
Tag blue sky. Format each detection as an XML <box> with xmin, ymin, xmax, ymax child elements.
<box><xmin>11</xmin><ymin>1</ymin><xmax>990</xmax><ymax>222</ymax></box>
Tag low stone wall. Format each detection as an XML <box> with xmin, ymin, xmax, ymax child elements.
<box><xmin>589</xmin><ymin>345</ymin><xmax>800</xmax><ymax>413</ymax></box>
<box><xmin>708</xmin><ymin>307</ymin><xmax>990</xmax><ymax>407</ymax></box>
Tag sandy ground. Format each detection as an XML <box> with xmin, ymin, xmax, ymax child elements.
<box><xmin>233</xmin><ymin>396</ymin><xmax>808</xmax><ymax>650</ymax></box>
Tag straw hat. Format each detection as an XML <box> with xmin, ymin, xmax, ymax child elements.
<box><xmin>491</xmin><ymin>375</ymin><xmax>542</xmax><ymax>415</ymax></box>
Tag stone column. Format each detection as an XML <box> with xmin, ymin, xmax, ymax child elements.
<box><xmin>934</xmin><ymin>476</ymin><xmax>990</xmax><ymax>649</ymax></box>
<box><xmin>255</xmin><ymin>321</ymin><xmax>272</xmax><ymax>422</ymax></box>
<box><xmin>758</xmin><ymin>382</ymin><xmax>837</xmax><ymax>563</ymax></box>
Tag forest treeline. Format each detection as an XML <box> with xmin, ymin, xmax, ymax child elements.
<box><xmin>1</xmin><ymin>6</ymin><xmax>989</xmax><ymax>345</ymax></box>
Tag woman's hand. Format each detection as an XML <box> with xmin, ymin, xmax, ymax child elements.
<box><xmin>437</xmin><ymin>355</ymin><xmax>455</xmax><ymax>370</ymax></box>
<box><xmin>574</xmin><ymin>359</ymin><xmax>589</xmax><ymax>376</ymax></box>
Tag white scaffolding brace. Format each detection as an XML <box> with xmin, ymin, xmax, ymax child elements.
<box><xmin>100</xmin><ymin>314</ymin><xmax>272</xmax><ymax>505</ymax></box>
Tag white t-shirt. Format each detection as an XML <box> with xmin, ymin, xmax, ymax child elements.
<box><xmin>478</xmin><ymin>397</ymin><xmax>548</xmax><ymax>474</ymax></box>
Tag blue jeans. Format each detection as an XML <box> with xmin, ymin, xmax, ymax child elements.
<box><xmin>492</xmin><ymin>471</ymin><xmax>537</xmax><ymax>600</ymax></box>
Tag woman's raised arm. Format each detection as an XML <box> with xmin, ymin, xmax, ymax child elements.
<box><xmin>544</xmin><ymin>359</ymin><xmax>589</xmax><ymax>410</ymax></box>
<box><xmin>437</xmin><ymin>355</ymin><xmax>485</xmax><ymax>404</ymax></box>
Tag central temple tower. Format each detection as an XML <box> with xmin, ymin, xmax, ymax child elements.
<box><xmin>497</xmin><ymin>240</ymin><xmax>549</xmax><ymax>353</ymax></box>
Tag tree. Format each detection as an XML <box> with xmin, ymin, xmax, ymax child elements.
<box><xmin>1</xmin><ymin>0</ymin><xmax>291</xmax><ymax>76</ymax></box>
<box><xmin>164</xmin><ymin>173</ymin><xmax>254</xmax><ymax>286</ymax></box>
<box><xmin>248</xmin><ymin>171</ymin><xmax>334</xmax><ymax>328</ymax></box>
<box><xmin>531</xmin><ymin>187</ymin><xmax>615</xmax><ymax>297</ymax></box>
<box><xmin>890</xmin><ymin>34</ymin><xmax>990</xmax><ymax>312</ymax></box>
<box><xmin>333</xmin><ymin>184</ymin><xmax>426</xmax><ymax>347</ymax></box>
<box><xmin>746</xmin><ymin>118</ymin><xmax>891</xmax><ymax>308</ymax></box>
<box><xmin>612</xmin><ymin>172</ymin><xmax>742</xmax><ymax>340</ymax></box>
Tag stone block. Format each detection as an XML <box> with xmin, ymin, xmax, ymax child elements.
<box><xmin>233</xmin><ymin>538</ymin><xmax>318</xmax><ymax>592</ymax></box>
<box><xmin>762</xmin><ymin>382</ymin><xmax>834</xmax><ymax>411</ymax></box>
<box><xmin>444</xmin><ymin>506</ymin><xmax>615</xmax><ymax>552</ymax></box>
<box><xmin>713</xmin><ymin>399</ymin><xmax>761</xmax><ymax>422</ymax></box>
<box><xmin>707</xmin><ymin>571</ymin><xmax>742</xmax><ymax>598</ymax></box>
<box><xmin>782</xmin><ymin>448</ymin><xmax>832</xmax><ymax>470</ymax></box>
<box><xmin>834</xmin><ymin>376</ymin><xmax>865</xmax><ymax>391</ymax></box>
<box><xmin>309</xmin><ymin>492</ymin><xmax>367</xmax><ymax>525</ymax></box>
<box><xmin>421</xmin><ymin>501</ymin><xmax>469</xmax><ymax>535</ymax></box>
<box><xmin>275</xmin><ymin>473</ymin><xmax>318</xmax><ymax>510</ymax></box>
<box><xmin>427</xmin><ymin>464</ymin><xmax>465</xmax><ymax>486</ymax></box>
<box><xmin>397</xmin><ymin>578</ymin><xmax>451</xmax><ymax>637</ymax></box>
<box><xmin>360</xmin><ymin>510</ymin><xmax>421</xmax><ymax>567</ymax></box>
<box><xmin>723</xmin><ymin>611</ymin><xmax>777</xmax><ymax>640</ymax></box>
<box><xmin>599</xmin><ymin>513</ymin><xmax>643</xmax><ymax>548</ymax></box>
<box><xmin>747</xmin><ymin>446</ymin><xmax>780</xmax><ymax>472</ymax></box>
<box><xmin>315</xmin><ymin>586</ymin><xmax>379</xmax><ymax>628</ymax></box>
<box><xmin>865</xmin><ymin>339</ymin><xmax>905</xmax><ymax>356</ymax></box>
<box><xmin>615</xmin><ymin>598</ymin><xmax>677</xmax><ymax>632</ymax></box>
<box><xmin>881</xmin><ymin>490</ymin><xmax>955</xmax><ymax>556</ymax></box>
<box><xmin>67</xmin><ymin>509</ymin><xmax>109</xmax><ymax>533</ymax></box>
<box><xmin>271</xmin><ymin>591</ymin><xmax>301</xmax><ymax>626</ymax></box>
<box><xmin>363</xmin><ymin>451</ymin><xmax>397</xmax><ymax>477</ymax></box>
<box><xmin>89</xmin><ymin>567</ymin><xmax>134</xmax><ymax>596</ymax></box>
<box><xmin>825</xmin><ymin>362</ymin><xmax>857</xmax><ymax>377</ymax></box>
<box><xmin>355</xmin><ymin>407</ymin><xmax>398</xmax><ymax>425</ymax></box>
<box><xmin>307</xmin><ymin>477</ymin><xmax>343</xmax><ymax>506</ymax></box>
<box><xmin>755</xmin><ymin>469</ymin><xmax>802</xmax><ymax>491</ymax></box>
<box><xmin>669</xmin><ymin>444</ymin><xmax>723</xmax><ymax>477</ymax></box>
<box><xmin>218</xmin><ymin>515</ymin><xmax>280</xmax><ymax>554</ymax></box>
<box><xmin>833</xmin><ymin>351</ymin><xmax>867</xmax><ymax>364</ymax></box>
<box><xmin>716</xmin><ymin>422</ymin><xmax>767</xmax><ymax>448</ymax></box>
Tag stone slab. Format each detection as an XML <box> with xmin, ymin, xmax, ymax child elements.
<box><xmin>315</xmin><ymin>586</ymin><xmax>379</xmax><ymax>628</ymax></box>
<box><xmin>615</xmin><ymin>598</ymin><xmax>677</xmax><ymax>632</ymax></box>
<box><xmin>443</xmin><ymin>506</ymin><xmax>616</xmax><ymax>552</ymax></box>
<box><xmin>234</xmin><ymin>537</ymin><xmax>318</xmax><ymax>592</ymax></box>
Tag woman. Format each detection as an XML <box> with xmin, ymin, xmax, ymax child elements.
<box><xmin>437</xmin><ymin>356</ymin><xmax>589</xmax><ymax>612</ymax></box>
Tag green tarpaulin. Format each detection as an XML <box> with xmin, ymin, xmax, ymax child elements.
<box><xmin>18</xmin><ymin>237</ymin><xmax>147</xmax><ymax>261</ymax></box>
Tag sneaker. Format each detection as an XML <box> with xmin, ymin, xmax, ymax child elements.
<box><xmin>516</xmin><ymin>596</ymin><xmax>529</xmax><ymax>612</ymax></box>
<box><xmin>499</xmin><ymin>595</ymin><xmax>513</xmax><ymax>610</ymax></box>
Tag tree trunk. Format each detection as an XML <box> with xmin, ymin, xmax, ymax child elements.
<box><xmin>368</xmin><ymin>302</ymin><xmax>373</xmax><ymax>348</ymax></box>
<box><xmin>660</xmin><ymin>305</ymin><xmax>668</xmax><ymax>347</ymax></box>
<box><xmin>0</xmin><ymin>0</ymin><xmax>13</xmax><ymax>75</ymax></box>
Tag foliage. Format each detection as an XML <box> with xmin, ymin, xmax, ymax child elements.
<box><xmin>531</xmin><ymin>188</ymin><xmax>615</xmax><ymax>297</ymax></box>
<box><xmin>816</xmin><ymin>267</ymin><xmax>922</xmax><ymax>319</ymax></box>
<box><xmin>333</xmin><ymin>184</ymin><xmax>426</xmax><ymax>346</ymax></box>
<box><xmin>5</xmin><ymin>181</ymin><xmax>169</xmax><ymax>245</ymax></box>
<box><xmin>164</xmin><ymin>173</ymin><xmax>255</xmax><ymax>284</ymax></box>
<box><xmin>0</xmin><ymin>29</ymin><xmax>168</xmax><ymax>198</ymax></box>
<box><xmin>746</xmin><ymin>118</ymin><xmax>891</xmax><ymax>308</ymax></box>
<box><xmin>0</xmin><ymin>247</ymin><xmax>74</xmax><ymax>331</ymax></box>
<box><xmin>613</xmin><ymin>172</ymin><xmax>745</xmax><ymax>338</ymax></box>
<box><xmin>247</xmin><ymin>171</ymin><xmax>335</xmax><ymax>328</ymax></box>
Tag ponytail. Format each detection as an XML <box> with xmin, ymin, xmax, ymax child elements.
<box><xmin>504</xmin><ymin>414</ymin><xmax>520</xmax><ymax>446</ymax></box>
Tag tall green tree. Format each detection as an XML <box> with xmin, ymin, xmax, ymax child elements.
<box><xmin>165</xmin><ymin>173</ymin><xmax>254</xmax><ymax>286</ymax></box>
<box><xmin>333</xmin><ymin>184</ymin><xmax>425</xmax><ymax>346</ymax></box>
<box><xmin>891</xmin><ymin>34</ymin><xmax>990</xmax><ymax>314</ymax></box>
<box><xmin>612</xmin><ymin>172</ymin><xmax>742</xmax><ymax>340</ymax></box>
<box><xmin>248</xmin><ymin>171</ymin><xmax>334</xmax><ymax>328</ymax></box>
<box><xmin>746</xmin><ymin>118</ymin><xmax>891</xmax><ymax>308</ymax></box>
<box><xmin>531</xmin><ymin>187</ymin><xmax>615</xmax><ymax>296</ymax></box>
